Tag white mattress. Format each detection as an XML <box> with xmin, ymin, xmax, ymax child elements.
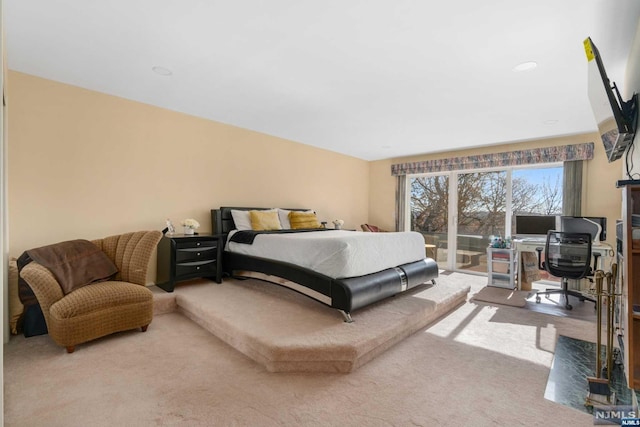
<box><xmin>226</xmin><ymin>230</ymin><xmax>427</xmax><ymax>279</ymax></box>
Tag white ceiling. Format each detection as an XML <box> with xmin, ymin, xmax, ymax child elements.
<box><xmin>5</xmin><ymin>1</ymin><xmax>640</xmax><ymax>161</ymax></box>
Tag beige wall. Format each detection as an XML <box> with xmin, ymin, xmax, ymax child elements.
<box><xmin>369</xmin><ymin>134</ymin><xmax>622</xmax><ymax>248</ymax></box>
<box><xmin>8</xmin><ymin>72</ymin><xmax>370</xmax><ymax>281</ymax></box>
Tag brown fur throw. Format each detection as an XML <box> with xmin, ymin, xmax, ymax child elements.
<box><xmin>19</xmin><ymin>239</ymin><xmax>118</xmax><ymax>296</ymax></box>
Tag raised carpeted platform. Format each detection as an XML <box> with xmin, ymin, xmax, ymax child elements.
<box><xmin>152</xmin><ymin>275</ymin><xmax>469</xmax><ymax>373</ymax></box>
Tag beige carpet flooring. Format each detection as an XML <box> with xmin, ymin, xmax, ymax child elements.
<box><xmin>4</xmin><ymin>272</ymin><xmax>598</xmax><ymax>426</ymax></box>
<box><xmin>161</xmin><ymin>276</ymin><xmax>469</xmax><ymax>373</ymax></box>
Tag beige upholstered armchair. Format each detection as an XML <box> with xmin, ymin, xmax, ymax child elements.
<box><xmin>20</xmin><ymin>230</ymin><xmax>162</xmax><ymax>353</ymax></box>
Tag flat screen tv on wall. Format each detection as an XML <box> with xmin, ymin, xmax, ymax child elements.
<box><xmin>584</xmin><ymin>37</ymin><xmax>638</xmax><ymax>163</ymax></box>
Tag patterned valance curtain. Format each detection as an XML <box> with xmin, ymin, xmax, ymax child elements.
<box><xmin>391</xmin><ymin>143</ymin><xmax>594</xmax><ymax>176</ymax></box>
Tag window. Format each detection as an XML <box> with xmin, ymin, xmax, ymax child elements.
<box><xmin>410</xmin><ymin>175</ymin><xmax>448</xmax><ymax>263</ymax></box>
<box><xmin>408</xmin><ymin>164</ymin><xmax>563</xmax><ymax>272</ymax></box>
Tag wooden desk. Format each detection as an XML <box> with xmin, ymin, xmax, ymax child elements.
<box><xmin>511</xmin><ymin>239</ymin><xmax>615</xmax><ymax>290</ymax></box>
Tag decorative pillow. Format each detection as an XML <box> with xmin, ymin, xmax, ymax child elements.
<box><xmin>289</xmin><ymin>211</ymin><xmax>322</xmax><ymax>229</ymax></box>
<box><xmin>231</xmin><ymin>209</ymin><xmax>279</xmax><ymax>231</ymax></box>
<box><xmin>278</xmin><ymin>208</ymin><xmax>314</xmax><ymax>229</ymax></box>
<box><xmin>250</xmin><ymin>210</ymin><xmax>282</xmax><ymax>231</ymax></box>
<box><xmin>230</xmin><ymin>210</ymin><xmax>252</xmax><ymax>231</ymax></box>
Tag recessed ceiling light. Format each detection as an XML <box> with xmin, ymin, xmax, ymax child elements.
<box><xmin>512</xmin><ymin>61</ymin><xmax>538</xmax><ymax>72</ymax></box>
<box><xmin>381</xmin><ymin>145</ymin><xmax>391</xmax><ymax>149</ymax></box>
<box><xmin>544</xmin><ymin>119</ymin><xmax>558</xmax><ymax>125</ymax></box>
<box><xmin>152</xmin><ymin>66</ymin><xmax>173</xmax><ymax>76</ymax></box>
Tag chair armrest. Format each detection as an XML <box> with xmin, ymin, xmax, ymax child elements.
<box><xmin>20</xmin><ymin>262</ymin><xmax>64</xmax><ymax>325</ymax></box>
<box><xmin>535</xmin><ymin>247</ymin><xmax>544</xmax><ymax>270</ymax></box>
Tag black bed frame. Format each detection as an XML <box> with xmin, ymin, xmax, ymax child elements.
<box><xmin>211</xmin><ymin>207</ymin><xmax>439</xmax><ymax>322</ymax></box>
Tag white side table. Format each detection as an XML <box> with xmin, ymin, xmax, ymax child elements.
<box><xmin>486</xmin><ymin>247</ymin><xmax>517</xmax><ymax>289</ymax></box>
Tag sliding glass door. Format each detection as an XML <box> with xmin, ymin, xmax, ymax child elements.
<box><xmin>408</xmin><ymin>164</ymin><xmax>563</xmax><ymax>272</ymax></box>
<box><xmin>456</xmin><ymin>171</ymin><xmax>506</xmax><ymax>272</ymax></box>
<box><xmin>511</xmin><ymin>167</ymin><xmax>563</xmax><ymax>223</ymax></box>
<box><xmin>410</xmin><ymin>175</ymin><xmax>448</xmax><ymax>265</ymax></box>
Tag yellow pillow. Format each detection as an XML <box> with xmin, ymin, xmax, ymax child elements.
<box><xmin>250</xmin><ymin>210</ymin><xmax>282</xmax><ymax>231</ymax></box>
<box><xmin>289</xmin><ymin>211</ymin><xmax>321</xmax><ymax>229</ymax></box>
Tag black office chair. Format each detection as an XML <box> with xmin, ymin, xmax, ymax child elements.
<box><xmin>535</xmin><ymin>231</ymin><xmax>599</xmax><ymax>310</ymax></box>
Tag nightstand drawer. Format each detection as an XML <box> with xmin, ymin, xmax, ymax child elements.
<box><xmin>175</xmin><ymin>246</ymin><xmax>217</xmax><ymax>263</ymax></box>
<box><xmin>175</xmin><ymin>239</ymin><xmax>217</xmax><ymax>250</ymax></box>
<box><xmin>175</xmin><ymin>259</ymin><xmax>217</xmax><ymax>277</ymax></box>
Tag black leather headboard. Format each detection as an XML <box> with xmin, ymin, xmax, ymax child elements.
<box><xmin>211</xmin><ymin>207</ymin><xmax>311</xmax><ymax>235</ymax></box>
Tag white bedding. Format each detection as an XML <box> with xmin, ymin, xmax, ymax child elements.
<box><xmin>226</xmin><ymin>230</ymin><xmax>427</xmax><ymax>279</ymax></box>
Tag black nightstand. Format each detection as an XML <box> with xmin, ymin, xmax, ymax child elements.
<box><xmin>156</xmin><ymin>233</ymin><xmax>223</xmax><ymax>292</ymax></box>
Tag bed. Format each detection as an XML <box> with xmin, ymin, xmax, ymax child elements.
<box><xmin>211</xmin><ymin>207</ymin><xmax>439</xmax><ymax>322</ymax></box>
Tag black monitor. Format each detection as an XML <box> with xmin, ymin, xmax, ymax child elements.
<box><xmin>515</xmin><ymin>215</ymin><xmax>558</xmax><ymax>237</ymax></box>
<box><xmin>560</xmin><ymin>216</ymin><xmax>607</xmax><ymax>242</ymax></box>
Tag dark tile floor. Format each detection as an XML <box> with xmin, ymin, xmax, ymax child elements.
<box><xmin>470</xmin><ymin>273</ymin><xmax>633</xmax><ymax>420</ymax></box>
<box><xmin>522</xmin><ymin>282</ymin><xmax>638</xmax><ymax>423</ymax></box>
<box><xmin>545</xmin><ymin>335</ymin><xmax>635</xmax><ymax>423</ymax></box>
